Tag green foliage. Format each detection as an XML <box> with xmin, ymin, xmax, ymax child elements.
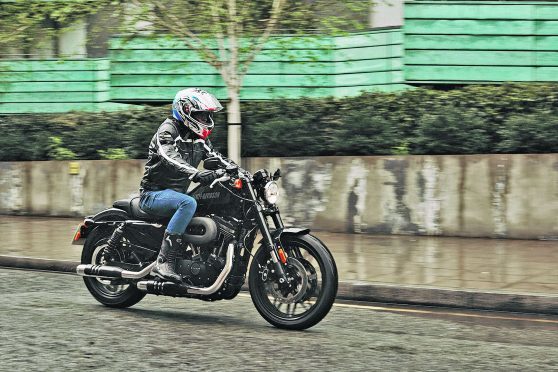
<box><xmin>97</xmin><ymin>148</ymin><xmax>128</xmax><ymax>160</ymax></box>
<box><xmin>0</xmin><ymin>0</ymin><xmax>117</xmax><ymax>54</ymax></box>
<box><xmin>1</xmin><ymin>83</ymin><xmax>558</xmax><ymax>161</ymax></box>
<box><xmin>412</xmin><ymin>108</ymin><xmax>491</xmax><ymax>155</ymax></box>
<box><xmin>497</xmin><ymin>112</ymin><xmax>558</xmax><ymax>153</ymax></box>
<box><xmin>48</xmin><ymin>136</ymin><xmax>77</xmax><ymax>160</ymax></box>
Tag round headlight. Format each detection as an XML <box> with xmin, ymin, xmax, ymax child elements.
<box><xmin>263</xmin><ymin>181</ymin><xmax>279</xmax><ymax>204</ymax></box>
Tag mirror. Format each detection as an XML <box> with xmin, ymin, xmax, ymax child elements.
<box><xmin>204</xmin><ymin>157</ymin><xmax>221</xmax><ymax>170</ymax></box>
<box><xmin>272</xmin><ymin>169</ymin><xmax>281</xmax><ymax>180</ymax></box>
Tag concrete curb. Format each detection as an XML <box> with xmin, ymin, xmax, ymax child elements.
<box><xmin>0</xmin><ymin>255</ymin><xmax>79</xmax><ymax>274</ymax></box>
<box><xmin>1</xmin><ymin>255</ymin><xmax>557</xmax><ymax>315</ymax></box>
<box><xmin>337</xmin><ymin>281</ymin><xmax>558</xmax><ymax>315</ymax></box>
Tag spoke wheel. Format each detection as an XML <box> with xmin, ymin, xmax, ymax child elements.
<box><xmin>82</xmin><ymin>227</ymin><xmax>146</xmax><ymax>308</ymax></box>
<box><xmin>249</xmin><ymin>234</ymin><xmax>338</xmax><ymax>330</ymax></box>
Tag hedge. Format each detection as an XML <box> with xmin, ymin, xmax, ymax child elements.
<box><xmin>1</xmin><ymin>83</ymin><xmax>558</xmax><ymax>161</ymax></box>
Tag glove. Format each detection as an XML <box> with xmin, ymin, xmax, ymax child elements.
<box><xmin>193</xmin><ymin>170</ymin><xmax>221</xmax><ymax>186</ymax></box>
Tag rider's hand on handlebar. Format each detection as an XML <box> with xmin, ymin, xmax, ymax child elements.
<box><xmin>193</xmin><ymin>169</ymin><xmax>225</xmax><ymax>186</ymax></box>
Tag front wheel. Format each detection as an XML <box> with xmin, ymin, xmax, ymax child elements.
<box><xmin>249</xmin><ymin>234</ymin><xmax>338</xmax><ymax>330</ymax></box>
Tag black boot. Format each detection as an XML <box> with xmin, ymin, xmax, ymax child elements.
<box><xmin>152</xmin><ymin>232</ymin><xmax>183</xmax><ymax>283</ymax></box>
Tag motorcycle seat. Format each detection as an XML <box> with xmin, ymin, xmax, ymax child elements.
<box><xmin>113</xmin><ymin>197</ymin><xmax>163</xmax><ymax>221</ymax></box>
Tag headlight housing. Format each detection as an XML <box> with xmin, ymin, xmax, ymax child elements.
<box><xmin>263</xmin><ymin>181</ymin><xmax>279</xmax><ymax>204</ymax></box>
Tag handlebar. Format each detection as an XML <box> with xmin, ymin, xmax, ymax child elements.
<box><xmin>202</xmin><ymin>142</ymin><xmax>251</xmax><ymax>180</ymax></box>
<box><xmin>209</xmin><ymin>170</ymin><xmax>230</xmax><ymax>189</ymax></box>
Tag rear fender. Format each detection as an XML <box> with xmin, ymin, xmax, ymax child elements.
<box><xmin>71</xmin><ymin>208</ymin><xmax>129</xmax><ymax>245</ymax></box>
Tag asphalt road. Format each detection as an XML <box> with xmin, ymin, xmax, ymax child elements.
<box><xmin>1</xmin><ymin>269</ymin><xmax>558</xmax><ymax>371</ymax></box>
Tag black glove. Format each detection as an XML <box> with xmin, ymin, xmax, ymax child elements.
<box><xmin>193</xmin><ymin>170</ymin><xmax>221</xmax><ymax>186</ymax></box>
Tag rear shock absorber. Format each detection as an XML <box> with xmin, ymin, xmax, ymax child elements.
<box><xmin>104</xmin><ymin>223</ymin><xmax>125</xmax><ymax>261</ymax></box>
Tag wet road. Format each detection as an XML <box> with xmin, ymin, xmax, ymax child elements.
<box><xmin>1</xmin><ymin>216</ymin><xmax>558</xmax><ymax>294</ymax></box>
<box><xmin>1</xmin><ymin>269</ymin><xmax>558</xmax><ymax>371</ymax></box>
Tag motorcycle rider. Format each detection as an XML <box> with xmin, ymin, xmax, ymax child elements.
<box><xmin>139</xmin><ymin>88</ymin><xmax>227</xmax><ymax>283</ymax></box>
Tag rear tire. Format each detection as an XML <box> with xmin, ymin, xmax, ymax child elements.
<box><xmin>249</xmin><ymin>234</ymin><xmax>338</xmax><ymax>330</ymax></box>
<box><xmin>81</xmin><ymin>227</ymin><xmax>146</xmax><ymax>308</ymax></box>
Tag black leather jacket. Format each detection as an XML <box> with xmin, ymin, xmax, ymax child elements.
<box><xmin>140</xmin><ymin>117</ymin><xmax>218</xmax><ymax>194</ymax></box>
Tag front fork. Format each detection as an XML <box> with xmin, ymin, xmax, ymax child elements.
<box><xmin>247</xmin><ymin>183</ymin><xmax>289</xmax><ymax>284</ymax></box>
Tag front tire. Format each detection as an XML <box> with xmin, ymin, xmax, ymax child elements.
<box><xmin>249</xmin><ymin>234</ymin><xmax>338</xmax><ymax>330</ymax></box>
<box><xmin>81</xmin><ymin>227</ymin><xmax>146</xmax><ymax>308</ymax></box>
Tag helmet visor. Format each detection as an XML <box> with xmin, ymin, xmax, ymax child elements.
<box><xmin>191</xmin><ymin>111</ymin><xmax>214</xmax><ymax>125</ymax></box>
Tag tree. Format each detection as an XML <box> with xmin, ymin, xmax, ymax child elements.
<box><xmin>125</xmin><ymin>0</ymin><xmax>369</xmax><ymax>162</ymax></box>
<box><xmin>1</xmin><ymin>0</ymin><xmax>370</xmax><ymax>162</ymax></box>
<box><xmin>0</xmin><ymin>0</ymin><xmax>115</xmax><ymax>57</ymax></box>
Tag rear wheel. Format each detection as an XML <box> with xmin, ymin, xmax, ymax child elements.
<box><xmin>249</xmin><ymin>234</ymin><xmax>338</xmax><ymax>330</ymax></box>
<box><xmin>81</xmin><ymin>227</ymin><xmax>146</xmax><ymax>308</ymax></box>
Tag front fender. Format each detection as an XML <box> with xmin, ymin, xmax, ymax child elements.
<box><xmin>258</xmin><ymin>227</ymin><xmax>311</xmax><ymax>247</ymax></box>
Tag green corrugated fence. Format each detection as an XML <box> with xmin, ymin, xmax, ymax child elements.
<box><xmin>0</xmin><ymin>59</ymin><xmax>137</xmax><ymax>114</ymax></box>
<box><xmin>4</xmin><ymin>0</ymin><xmax>558</xmax><ymax>114</ymax></box>
<box><xmin>404</xmin><ymin>1</ymin><xmax>558</xmax><ymax>83</ymax></box>
<box><xmin>109</xmin><ymin>28</ymin><xmax>406</xmax><ymax>102</ymax></box>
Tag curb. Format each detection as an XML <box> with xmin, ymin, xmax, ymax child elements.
<box><xmin>0</xmin><ymin>255</ymin><xmax>79</xmax><ymax>274</ymax></box>
<box><xmin>337</xmin><ymin>281</ymin><xmax>558</xmax><ymax>315</ymax></box>
<box><xmin>1</xmin><ymin>255</ymin><xmax>557</xmax><ymax>315</ymax></box>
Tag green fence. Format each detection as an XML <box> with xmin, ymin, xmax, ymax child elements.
<box><xmin>0</xmin><ymin>59</ymin><xmax>113</xmax><ymax>114</ymax></box>
<box><xmin>404</xmin><ymin>1</ymin><xmax>558</xmax><ymax>84</ymax></box>
<box><xmin>109</xmin><ymin>28</ymin><xmax>406</xmax><ymax>102</ymax></box>
<box><xmin>5</xmin><ymin>0</ymin><xmax>558</xmax><ymax>115</ymax></box>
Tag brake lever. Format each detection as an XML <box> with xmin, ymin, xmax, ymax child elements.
<box><xmin>209</xmin><ymin>174</ymin><xmax>230</xmax><ymax>189</ymax></box>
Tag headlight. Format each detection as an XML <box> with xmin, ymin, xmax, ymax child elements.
<box><xmin>263</xmin><ymin>181</ymin><xmax>279</xmax><ymax>204</ymax></box>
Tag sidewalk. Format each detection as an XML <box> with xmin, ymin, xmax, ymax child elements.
<box><xmin>1</xmin><ymin>215</ymin><xmax>557</xmax><ymax>312</ymax></box>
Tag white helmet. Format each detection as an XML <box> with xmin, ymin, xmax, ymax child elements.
<box><xmin>172</xmin><ymin>88</ymin><xmax>223</xmax><ymax>139</ymax></box>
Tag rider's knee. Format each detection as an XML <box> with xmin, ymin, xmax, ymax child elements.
<box><xmin>178</xmin><ymin>194</ymin><xmax>197</xmax><ymax>211</ymax></box>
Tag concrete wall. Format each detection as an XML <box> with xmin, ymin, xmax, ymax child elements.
<box><xmin>1</xmin><ymin>154</ymin><xmax>557</xmax><ymax>240</ymax></box>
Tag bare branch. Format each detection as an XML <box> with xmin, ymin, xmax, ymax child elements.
<box><xmin>131</xmin><ymin>0</ymin><xmax>223</xmax><ymax>70</ymax></box>
<box><xmin>226</xmin><ymin>0</ymin><xmax>239</xmax><ymax>91</ymax></box>
<box><xmin>237</xmin><ymin>0</ymin><xmax>284</xmax><ymax>82</ymax></box>
<box><xmin>211</xmin><ymin>0</ymin><xmax>230</xmax><ymax>84</ymax></box>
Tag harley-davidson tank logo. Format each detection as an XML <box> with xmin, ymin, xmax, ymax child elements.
<box><xmin>196</xmin><ymin>191</ymin><xmax>221</xmax><ymax>200</ymax></box>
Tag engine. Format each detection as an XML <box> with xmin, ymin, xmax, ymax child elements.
<box><xmin>176</xmin><ymin>215</ymin><xmax>239</xmax><ymax>288</ymax></box>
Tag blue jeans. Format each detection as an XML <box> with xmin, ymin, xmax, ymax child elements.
<box><xmin>139</xmin><ymin>189</ymin><xmax>197</xmax><ymax>235</ymax></box>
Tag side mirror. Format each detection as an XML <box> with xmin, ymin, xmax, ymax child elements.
<box><xmin>272</xmin><ymin>169</ymin><xmax>281</xmax><ymax>180</ymax></box>
<box><xmin>204</xmin><ymin>157</ymin><xmax>221</xmax><ymax>170</ymax></box>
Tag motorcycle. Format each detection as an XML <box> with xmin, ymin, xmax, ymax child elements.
<box><xmin>72</xmin><ymin>144</ymin><xmax>338</xmax><ymax>330</ymax></box>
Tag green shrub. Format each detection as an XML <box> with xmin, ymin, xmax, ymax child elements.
<box><xmin>1</xmin><ymin>83</ymin><xmax>558</xmax><ymax>161</ymax></box>
<box><xmin>47</xmin><ymin>136</ymin><xmax>77</xmax><ymax>160</ymax></box>
<box><xmin>412</xmin><ymin>107</ymin><xmax>491</xmax><ymax>155</ymax></box>
<box><xmin>98</xmin><ymin>148</ymin><xmax>129</xmax><ymax>160</ymax></box>
<box><xmin>497</xmin><ymin>112</ymin><xmax>558</xmax><ymax>153</ymax></box>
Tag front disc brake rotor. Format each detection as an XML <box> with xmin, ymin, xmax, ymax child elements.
<box><xmin>266</xmin><ymin>257</ymin><xmax>309</xmax><ymax>304</ymax></box>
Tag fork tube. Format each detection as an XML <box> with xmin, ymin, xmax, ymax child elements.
<box><xmin>247</xmin><ymin>182</ymin><xmax>288</xmax><ymax>282</ymax></box>
<box><xmin>271</xmin><ymin>208</ymin><xmax>284</xmax><ymax>229</ymax></box>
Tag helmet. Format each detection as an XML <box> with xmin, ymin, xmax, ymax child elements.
<box><xmin>172</xmin><ymin>88</ymin><xmax>223</xmax><ymax>139</ymax></box>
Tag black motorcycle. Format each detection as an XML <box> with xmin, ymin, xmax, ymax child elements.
<box><xmin>72</xmin><ymin>148</ymin><xmax>338</xmax><ymax>330</ymax></box>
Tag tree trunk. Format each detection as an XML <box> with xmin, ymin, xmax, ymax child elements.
<box><xmin>227</xmin><ymin>86</ymin><xmax>242</xmax><ymax>164</ymax></box>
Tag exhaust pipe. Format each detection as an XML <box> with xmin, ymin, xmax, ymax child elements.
<box><xmin>76</xmin><ymin>261</ymin><xmax>155</xmax><ymax>279</ymax></box>
<box><xmin>137</xmin><ymin>243</ymin><xmax>234</xmax><ymax>296</ymax></box>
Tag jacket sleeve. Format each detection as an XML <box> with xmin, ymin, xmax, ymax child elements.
<box><xmin>156</xmin><ymin>124</ymin><xmax>199</xmax><ymax>176</ymax></box>
<box><xmin>204</xmin><ymin>139</ymin><xmax>237</xmax><ymax>166</ymax></box>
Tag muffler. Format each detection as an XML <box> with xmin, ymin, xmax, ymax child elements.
<box><xmin>76</xmin><ymin>261</ymin><xmax>155</xmax><ymax>279</ymax></box>
<box><xmin>137</xmin><ymin>243</ymin><xmax>234</xmax><ymax>296</ymax></box>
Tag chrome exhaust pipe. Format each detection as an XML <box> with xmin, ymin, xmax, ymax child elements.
<box><xmin>136</xmin><ymin>243</ymin><xmax>234</xmax><ymax>296</ymax></box>
<box><xmin>76</xmin><ymin>261</ymin><xmax>155</xmax><ymax>279</ymax></box>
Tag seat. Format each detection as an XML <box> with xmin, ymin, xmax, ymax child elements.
<box><xmin>113</xmin><ymin>197</ymin><xmax>162</xmax><ymax>221</ymax></box>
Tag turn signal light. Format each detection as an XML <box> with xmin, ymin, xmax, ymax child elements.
<box><xmin>73</xmin><ymin>227</ymin><xmax>82</xmax><ymax>241</ymax></box>
<box><xmin>277</xmin><ymin>248</ymin><xmax>287</xmax><ymax>264</ymax></box>
<box><xmin>233</xmin><ymin>178</ymin><xmax>243</xmax><ymax>189</ymax></box>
